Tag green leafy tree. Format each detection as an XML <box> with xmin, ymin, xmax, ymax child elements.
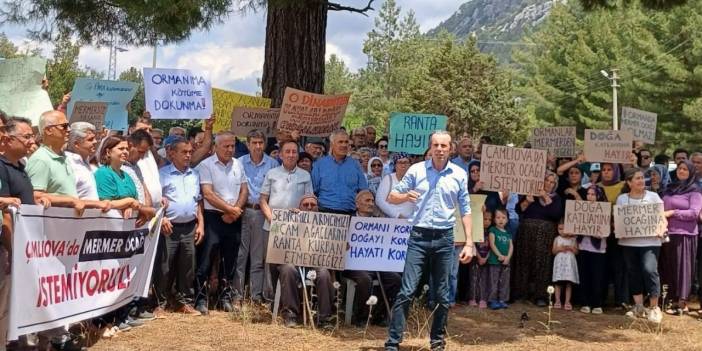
<box><xmin>0</xmin><ymin>32</ymin><xmax>19</xmax><ymax>58</ymax></box>
<box><xmin>45</xmin><ymin>34</ymin><xmax>103</xmax><ymax>106</ymax></box>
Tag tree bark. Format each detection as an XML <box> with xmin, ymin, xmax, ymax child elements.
<box><xmin>262</xmin><ymin>2</ymin><xmax>327</xmax><ymax>107</ymax></box>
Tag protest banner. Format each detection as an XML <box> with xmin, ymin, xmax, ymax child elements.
<box><xmin>344</xmin><ymin>217</ymin><xmax>410</xmax><ymax>273</ymax></box>
<box><xmin>8</xmin><ymin>206</ymin><xmax>163</xmax><ymax>340</ymax></box>
<box><xmin>67</xmin><ymin>78</ymin><xmax>138</xmax><ymax>131</ymax></box>
<box><xmin>277</xmin><ymin>87</ymin><xmax>351</xmax><ymax>137</ymax></box>
<box><xmin>232</xmin><ymin>107</ymin><xmax>280</xmax><ymax>138</ymax></box>
<box><xmin>388</xmin><ymin>113</ymin><xmax>448</xmax><ymax>155</ymax></box>
<box><xmin>470</xmin><ymin>194</ymin><xmax>487</xmax><ymax>243</ymax></box>
<box><xmin>564</xmin><ymin>200</ymin><xmax>611</xmax><ymax>237</ymax></box>
<box><xmin>266</xmin><ymin>209</ymin><xmax>349</xmax><ymax>270</ymax></box>
<box><xmin>69</xmin><ymin>101</ymin><xmax>108</xmax><ymax>131</ymax></box>
<box><xmin>0</xmin><ymin>57</ymin><xmax>53</xmax><ymax>125</ymax></box>
<box><xmin>143</xmin><ymin>68</ymin><xmax>212</xmax><ymax>120</ymax></box>
<box><xmin>613</xmin><ymin>202</ymin><xmax>667</xmax><ymax>239</ymax></box>
<box><xmin>212</xmin><ymin>88</ymin><xmax>271</xmax><ymax>132</ymax></box>
<box><xmin>584</xmin><ymin>129</ymin><xmax>634</xmax><ymax>164</ymax></box>
<box><xmin>480</xmin><ymin>144</ymin><xmax>547</xmax><ymax>195</ymax></box>
<box><xmin>621</xmin><ymin>106</ymin><xmax>657</xmax><ymax>144</ymax></box>
<box><xmin>531</xmin><ymin>126</ymin><xmax>577</xmax><ymax>157</ymax></box>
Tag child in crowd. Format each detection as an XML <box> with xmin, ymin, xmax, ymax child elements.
<box><xmin>488</xmin><ymin>208</ymin><xmax>512</xmax><ymax>310</ymax></box>
<box><xmin>469</xmin><ymin>209</ymin><xmax>492</xmax><ymax>309</ymax></box>
<box><xmin>552</xmin><ymin>221</ymin><xmax>580</xmax><ymax>310</ymax></box>
<box><xmin>577</xmin><ymin>186</ymin><xmax>608</xmax><ymax>314</ymax></box>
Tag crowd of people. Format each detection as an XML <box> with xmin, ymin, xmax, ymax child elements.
<box><xmin>0</xmin><ymin>100</ymin><xmax>700</xmax><ymax>351</ymax></box>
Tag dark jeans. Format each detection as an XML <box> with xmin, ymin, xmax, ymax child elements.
<box><xmin>386</xmin><ymin>227</ymin><xmax>453</xmax><ymax>349</ymax></box>
<box><xmin>272</xmin><ymin>264</ymin><xmax>334</xmax><ymax>320</ymax></box>
<box><xmin>343</xmin><ymin>270</ymin><xmax>401</xmax><ymax>324</ymax></box>
<box><xmin>606</xmin><ymin>236</ymin><xmax>630</xmax><ymax>305</ymax></box>
<box><xmin>196</xmin><ymin>210</ymin><xmax>242</xmax><ymax>304</ymax></box>
<box><xmin>622</xmin><ymin>246</ymin><xmax>661</xmax><ymax>298</ymax></box>
<box><xmin>155</xmin><ymin>220</ymin><xmax>196</xmax><ymax>308</ymax></box>
<box><xmin>577</xmin><ymin>250</ymin><xmax>607</xmax><ymax>308</ymax></box>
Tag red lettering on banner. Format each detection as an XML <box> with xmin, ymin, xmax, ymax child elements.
<box><xmin>34</xmin><ymin>266</ymin><xmax>132</xmax><ymax>307</ymax></box>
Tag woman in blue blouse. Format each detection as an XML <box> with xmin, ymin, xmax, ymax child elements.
<box><xmin>94</xmin><ymin>136</ymin><xmax>141</xmax><ymax>218</ymax></box>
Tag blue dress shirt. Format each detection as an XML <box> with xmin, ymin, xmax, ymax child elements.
<box><xmin>159</xmin><ymin>164</ymin><xmax>201</xmax><ymax>223</ymax></box>
<box><xmin>450</xmin><ymin>156</ymin><xmax>471</xmax><ymax>173</ymax></box>
<box><xmin>311</xmin><ymin>154</ymin><xmax>368</xmax><ymax>212</ymax></box>
<box><xmin>393</xmin><ymin>160</ymin><xmax>471</xmax><ymax>230</ymax></box>
<box><xmin>238</xmin><ymin>153</ymin><xmax>278</xmax><ymax>205</ymax></box>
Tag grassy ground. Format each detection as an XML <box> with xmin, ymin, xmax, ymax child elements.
<box><xmin>87</xmin><ymin>300</ymin><xmax>702</xmax><ymax>351</ymax></box>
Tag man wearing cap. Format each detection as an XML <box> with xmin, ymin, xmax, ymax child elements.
<box><xmin>194</xmin><ymin>131</ymin><xmax>248</xmax><ymax>314</ymax></box>
<box><xmin>311</xmin><ymin>130</ymin><xmax>368</xmax><ymax>215</ymax></box>
<box><xmin>384</xmin><ymin>130</ymin><xmax>473</xmax><ymax>351</ymax></box>
<box><xmin>235</xmin><ymin>129</ymin><xmax>278</xmax><ymax>304</ymax></box>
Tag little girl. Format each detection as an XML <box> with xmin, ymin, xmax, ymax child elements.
<box><xmin>576</xmin><ymin>186</ymin><xmax>608</xmax><ymax>314</ymax></box>
<box><xmin>488</xmin><ymin>208</ymin><xmax>513</xmax><ymax>310</ymax></box>
<box><xmin>552</xmin><ymin>221</ymin><xmax>580</xmax><ymax>310</ymax></box>
<box><xmin>469</xmin><ymin>209</ymin><xmax>492</xmax><ymax>309</ymax></box>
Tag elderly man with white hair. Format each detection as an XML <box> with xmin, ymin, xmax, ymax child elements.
<box><xmin>65</xmin><ymin>122</ymin><xmax>110</xmax><ymax>211</ymax></box>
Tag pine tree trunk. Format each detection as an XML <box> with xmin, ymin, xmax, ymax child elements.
<box><xmin>262</xmin><ymin>2</ymin><xmax>327</xmax><ymax>107</ymax></box>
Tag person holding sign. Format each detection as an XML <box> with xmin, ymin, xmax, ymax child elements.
<box><xmin>660</xmin><ymin>160</ymin><xmax>702</xmax><ymax>316</ymax></box>
<box><xmin>575</xmin><ymin>186</ymin><xmax>609</xmax><ymax>315</ymax></box>
<box><xmin>616</xmin><ymin>168</ymin><xmax>665</xmax><ymax>324</ymax></box>
<box><xmin>511</xmin><ymin>171</ymin><xmax>563</xmax><ymax>307</ymax></box>
<box><xmin>384</xmin><ymin>131</ymin><xmax>473</xmax><ymax>351</ymax></box>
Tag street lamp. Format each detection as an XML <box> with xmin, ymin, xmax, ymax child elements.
<box><xmin>601</xmin><ymin>69</ymin><xmax>619</xmax><ymax>130</ymax></box>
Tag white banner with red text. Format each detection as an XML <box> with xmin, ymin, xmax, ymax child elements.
<box><xmin>8</xmin><ymin>205</ymin><xmax>162</xmax><ymax>340</ymax></box>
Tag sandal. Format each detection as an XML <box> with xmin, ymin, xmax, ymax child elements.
<box><xmin>564</xmin><ymin>303</ymin><xmax>573</xmax><ymax>311</ymax></box>
<box><xmin>553</xmin><ymin>302</ymin><xmax>562</xmax><ymax>309</ymax></box>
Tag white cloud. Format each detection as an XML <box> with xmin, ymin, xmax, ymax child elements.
<box><xmin>175</xmin><ymin>44</ymin><xmax>264</xmax><ymax>88</ymax></box>
<box><xmin>326</xmin><ymin>42</ymin><xmax>356</xmax><ymax>69</ymax></box>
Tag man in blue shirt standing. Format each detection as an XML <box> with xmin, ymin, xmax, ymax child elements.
<box><xmin>450</xmin><ymin>137</ymin><xmax>473</xmax><ymax>173</ymax></box>
<box><xmin>157</xmin><ymin>137</ymin><xmax>205</xmax><ymax>316</ymax></box>
<box><xmin>311</xmin><ymin>130</ymin><xmax>367</xmax><ymax>215</ymax></box>
<box><xmin>384</xmin><ymin>131</ymin><xmax>474</xmax><ymax>351</ymax></box>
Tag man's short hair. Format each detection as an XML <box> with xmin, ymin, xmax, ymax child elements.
<box><xmin>654</xmin><ymin>154</ymin><xmax>669</xmax><ymax>165</ymax></box>
<box><xmin>5</xmin><ymin>116</ymin><xmax>32</xmax><ymax>135</ymax></box>
<box><xmin>38</xmin><ymin>110</ymin><xmax>60</xmax><ymax>136</ymax></box>
<box><xmin>152</xmin><ymin>128</ymin><xmax>164</xmax><ymax>135</ymax></box>
<box><xmin>168</xmin><ymin>126</ymin><xmax>186</xmax><ymax>136</ymax></box>
<box><xmin>128</xmin><ymin>129</ymin><xmax>154</xmax><ymax>147</ymax></box>
<box><xmin>167</xmin><ymin>136</ymin><xmax>189</xmax><ymax>151</ymax></box>
<box><xmin>673</xmin><ymin>148</ymin><xmax>689</xmax><ymax>158</ymax></box>
<box><xmin>214</xmin><ymin>131</ymin><xmax>236</xmax><ymax>145</ymax></box>
<box><xmin>187</xmin><ymin>126</ymin><xmax>203</xmax><ymax>141</ymax></box>
<box><xmin>68</xmin><ymin>122</ymin><xmax>96</xmax><ymax>148</ymax></box>
<box><xmin>280</xmin><ymin>140</ymin><xmax>299</xmax><ymax>151</ymax></box>
<box><xmin>246</xmin><ymin>129</ymin><xmax>266</xmax><ymax>142</ymax></box>
<box><xmin>329</xmin><ymin>130</ymin><xmax>348</xmax><ymax>144</ymax></box>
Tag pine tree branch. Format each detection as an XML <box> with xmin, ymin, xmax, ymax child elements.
<box><xmin>326</xmin><ymin>0</ymin><xmax>375</xmax><ymax>16</ymax></box>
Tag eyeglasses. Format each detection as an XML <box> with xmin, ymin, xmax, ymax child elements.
<box><xmin>301</xmin><ymin>202</ymin><xmax>317</xmax><ymax>209</ymax></box>
<box><xmin>10</xmin><ymin>133</ymin><xmax>36</xmax><ymax>142</ymax></box>
<box><xmin>378</xmin><ymin>144</ymin><xmax>388</xmax><ymax>149</ymax></box>
<box><xmin>49</xmin><ymin>123</ymin><xmax>69</xmax><ymax>131</ymax></box>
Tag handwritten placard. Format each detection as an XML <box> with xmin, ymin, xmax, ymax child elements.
<box><xmin>388</xmin><ymin>112</ymin><xmax>448</xmax><ymax>155</ymax></box>
<box><xmin>212</xmin><ymin>88</ymin><xmax>271</xmax><ymax>132</ymax></box>
<box><xmin>621</xmin><ymin>107</ymin><xmax>657</xmax><ymax>144</ymax></box>
<box><xmin>143</xmin><ymin>68</ymin><xmax>212</xmax><ymax>119</ymax></box>
<box><xmin>531</xmin><ymin>126</ymin><xmax>576</xmax><ymax>157</ymax></box>
<box><xmin>231</xmin><ymin>107</ymin><xmax>280</xmax><ymax>138</ymax></box>
<box><xmin>67</xmin><ymin>78</ymin><xmax>138</xmax><ymax>131</ymax></box>
<box><xmin>480</xmin><ymin>145</ymin><xmax>547</xmax><ymax>195</ymax></box>
<box><xmin>584</xmin><ymin>129</ymin><xmax>633</xmax><ymax>164</ymax></box>
<box><xmin>277</xmin><ymin>87</ymin><xmax>350</xmax><ymax>137</ymax></box>
<box><xmin>613</xmin><ymin>202</ymin><xmax>667</xmax><ymax>239</ymax></box>
<box><xmin>0</xmin><ymin>57</ymin><xmax>53</xmax><ymax>125</ymax></box>
<box><xmin>266</xmin><ymin>209</ymin><xmax>349</xmax><ymax>270</ymax></box>
<box><xmin>345</xmin><ymin>217</ymin><xmax>410</xmax><ymax>273</ymax></box>
<box><xmin>69</xmin><ymin>102</ymin><xmax>108</xmax><ymax>131</ymax></box>
<box><xmin>564</xmin><ymin>200</ymin><xmax>611</xmax><ymax>237</ymax></box>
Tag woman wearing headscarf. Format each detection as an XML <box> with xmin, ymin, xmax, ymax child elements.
<box><xmin>660</xmin><ymin>160</ymin><xmax>702</xmax><ymax>315</ymax></box>
<box><xmin>366</xmin><ymin>156</ymin><xmax>384</xmax><ymax>196</ymax></box>
<box><xmin>466</xmin><ymin>160</ymin><xmax>501</xmax><ymax>211</ymax></box>
<box><xmin>646</xmin><ymin>165</ymin><xmax>669</xmax><ymax>195</ymax></box>
<box><xmin>375</xmin><ymin>153</ymin><xmax>413</xmax><ymax>219</ymax></box>
<box><xmin>511</xmin><ymin>171</ymin><xmax>564</xmax><ymax>306</ymax></box>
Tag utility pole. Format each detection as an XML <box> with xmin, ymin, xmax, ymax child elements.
<box><xmin>108</xmin><ymin>34</ymin><xmax>128</xmax><ymax>80</ymax></box>
<box><xmin>600</xmin><ymin>69</ymin><xmax>620</xmax><ymax>130</ymax></box>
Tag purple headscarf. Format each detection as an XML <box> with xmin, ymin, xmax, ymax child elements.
<box><xmin>664</xmin><ymin>160</ymin><xmax>700</xmax><ymax>196</ymax></box>
<box><xmin>599</xmin><ymin>163</ymin><xmax>622</xmax><ymax>186</ymax></box>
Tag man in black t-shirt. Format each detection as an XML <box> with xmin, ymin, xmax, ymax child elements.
<box><xmin>0</xmin><ymin>117</ymin><xmax>50</xmax><ymax>207</ymax></box>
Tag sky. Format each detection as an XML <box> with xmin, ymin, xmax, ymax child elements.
<box><xmin>2</xmin><ymin>0</ymin><xmax>463</xmax><ymax>95</ymax></box>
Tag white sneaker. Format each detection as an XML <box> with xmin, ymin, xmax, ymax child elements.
<box><xmin>625</xmin><ymin>304</ymin><xmax>646</xmax><ymax>318</ymax></box>
<box><xmin>580</xmin><ymin>306</ymin><xmax>591</xmax><ymax>313</ymax></box>
<box><xmin>591</xmin><ymin>307</ymin><xmax>603</xmax><ymax>315</ymax></box>
<box><xmin>647</xmin><ymin>307</ymin><xmax>663</xmax><ymax>324</ymax></box>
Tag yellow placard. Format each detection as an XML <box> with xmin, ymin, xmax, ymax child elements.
<box><xmin>212</xmin><ymin>88</ymin><xmax>271</xmax><ymax>133</ymax></box>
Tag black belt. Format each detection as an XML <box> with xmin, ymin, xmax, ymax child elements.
<box><xmin>245</xmin><ymin>204</ymin><xmax>260</xmax><ymax>210</ymax></box>
<box><xmin>172</xmin><ymin>219</ymin><xmax>197</xmax><ymax>227</ymax></box>
<box><xmin>412</xmin><ymin>226</ymin><xmax>453</xmax><ymax>238</ymax></box>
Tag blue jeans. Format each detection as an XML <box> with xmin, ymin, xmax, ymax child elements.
<box><xmin>386</xmin><ymin>227</ymin><xmax>454</xmax><ymax>349</ymax></box>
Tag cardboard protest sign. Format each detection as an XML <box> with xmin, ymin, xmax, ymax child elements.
<box><xmin>480</xmin><ymin>145</ymin><xmax>547</xmax><ymax>195</ymax></box>
<box><xmin>0</xmin><ymin>57</ymin><xmax>53</xmax><ymax>125</ymax></box>
<box><xmin>212</xmin><ymin>88</ymin><xmax>271</xmax><ymax>132</ymax></box>
<box><xmin>231</xmin><ymin>107</ymin><xmax>280</xmax><ymax>138</ymax></box>
<box><xmin>455</xmin><ymin>195</ymin><xmax>486</xmax><ymax>244</ymax></box>
<box><xmin>69</xmin><ymin>102</ymin><xmax>108</xmax><ymax>131</ymax></box>
<box><xmin>531</xmin><ymin>126</ymin><xmax>576</xmax><ymax>157</ymax></box>
<box><xmin>277</xmin><ymin>87</ymin><xmax>351</xmax><ymax>137</ymax></box>
<box><xmin>388</xmin><ymin>112</ymin><xmax>448</xmax><ymax>155</ymax></box>
<box><xmin>266</xmin><ymin>209</ymin><xmax>349</xmax><ymax>270</ymax></box>
<box><xmin>564</xmin><ymin>200</ymin><xmax>611</xmax><ymax>237</ymax></box>
<box><xmin>613</xmin><ymin>202</ymin><xmax>667</xmax><ymax>239</ymax></box>
<box><xmin>8</xmin><ymin>206</ymin><xmax>162</xmax><ymax>339</ymax></box>
<box><xmin>621</xmin><ymin>107</ymin><xmax>657</xmax><ymax>144</ymax></box>
<box><xmin>345</xmin><ymin>217</ymin><xmax>410</xmax><ymax>273</ymax></box>
<box><xmin>67</xmin><ymin>78</ymin><xmax>138</xmax><ymax>131</ymax></box>
<box><xmin>584</xmin><ymin>129</ymin><xmax>633</xmax><ymax>164</ymax></box>
<box><xmin>143</xmin><ymin>68</ymin><xmax>212</xmax><ymax>120</ymax></box>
